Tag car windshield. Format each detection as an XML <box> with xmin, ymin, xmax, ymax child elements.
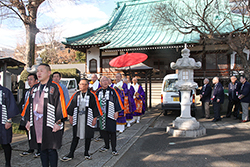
<box><xmin>163</xmin><ymin>79</ymin><xmax>178</xmax><ymax>92</ymax></box>
<box><xmin>60</xmin><ymin>80</ymin><xmax>69</xmax><ymax>87</ymax></box>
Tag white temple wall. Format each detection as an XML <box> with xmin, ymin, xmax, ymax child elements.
<box><xmin>86</xmin><ymin>47</ymin><xmax>100</xmax><ymax>73</ymax></box>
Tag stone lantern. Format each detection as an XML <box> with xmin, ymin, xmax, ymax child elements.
<box><xmin>26</xmin><ymin>55</ymin><xmax>43</xmax><ymax>74</ymax></box>
<box><xmin>166</xmin><ymin>45</ymin><xmax>206</xmax><ymax>137</ymax></box>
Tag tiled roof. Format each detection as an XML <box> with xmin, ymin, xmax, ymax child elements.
<box><xmin>62</xmin><ymin>0</ymin><xmax>244</xmax><ymax>50</ymax></box>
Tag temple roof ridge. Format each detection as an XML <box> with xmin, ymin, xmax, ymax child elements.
<box><xmin>62</xmin><ymin>0</ymin><xmax>246</xmax><ymax>51</ymax></box>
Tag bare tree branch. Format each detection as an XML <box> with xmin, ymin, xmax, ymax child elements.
<box><xmin>151</xmin><ymin>0</ymin><xmax>250</xmax><ymax>77</ymax></box>
<box><xmin>0</xmin><ymin>1</ymin><xmax>25</xmax><ymax>22</ymax></box>
<box><xmin>0</xmin><ymin>0</ymin><xmax>82</xmax><ymax>67</ymax></box>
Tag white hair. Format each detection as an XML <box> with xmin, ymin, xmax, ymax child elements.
<box><xmin>100</xmin><ymin>76</ymin><xmax>108</xmax><ymax>82</ymax></box>
<box><xmin>123</xmin><ymin>78</ymin><xmax>128</xmax><ymax>82</ymax></box>
<box><xmin>204</xmin><ymin>78</ymin><xmax>209</xmax><ymax>82</ymax></box>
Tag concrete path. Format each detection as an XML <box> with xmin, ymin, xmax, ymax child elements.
<box><xmin>1</xmin><ymin>104</ymin><xmax>250</xmax><ymax>167</ymax></box>
<box><xmin>115</xmin><ymin>110</ymin><xmax>250</xmax><ymax>167</ymax></box>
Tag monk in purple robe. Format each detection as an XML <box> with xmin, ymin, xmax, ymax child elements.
<box><xmin>131</xmin><ymin>77</ymin><xmax>146</xmax><ymax>123</ymax></box>
<box><xmin>111</xmin><ymin>73</ymin><xmax>128</xmax><ymax>133</ymax></box>
<box><xmin>89</xmin><ymin>74</ymin><xmax>101</xmax><ymax>93</ymax></box>
<box><xmin>123</xmin><ymin>77</ymin><xmax>136</xmax><ymax>127</ymax></box>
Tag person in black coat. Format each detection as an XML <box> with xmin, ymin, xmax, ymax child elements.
<box><xmin>60</xmin><ymin>79</ymin><xmax>102</xmax><ymax>161</ymax></box>
<box><xmin>200</xmin><ymin>78</ymin><xmax>212</xmax><ymax>119</ymax></box>
<box><xmin>211</xmin><ymin>77</ymin><xmax>224</xmax><ymax>122</ymax></box>
<box><xmin>0</xmin><ymin>77</ymin><xmax>19</xmax><ymax>167</ymax></box>
<box><xmin>226</xmin><ymin>76</ymin><xmax>241</xmax><ymax>119</ymax></box>
<box><xmin>239</xmin><ymin>76</ymin><xmax>250</xmax><ymax>122</ymax></box>
<box><xmin>19</xmin><ymin>73</ymin><xmax>40</xmax><ymax>157</ymax></box>
<box><xmin>22</xmin><ymin>64</ymin><xmax>68</xmax><ymax>167</ymax></box>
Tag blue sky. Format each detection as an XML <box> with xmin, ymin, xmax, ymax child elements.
<box><xmin>0</xmin><ymin>0</ymin><xmax>116</xmax><ymax>49</ymax></box>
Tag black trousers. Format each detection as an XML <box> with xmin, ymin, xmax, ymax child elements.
<box><xmin>2</xmin><ymin>143</ymin><xmax>11</xmax><ymax>167</ymax></box>
<box><xmin>101</xmin><ymin>130</ymin><xmax>117</xmax><ymax>151</ymax></box>
<box><xmin>226</xmin><ymin>100</ymin><xmax>240</xmax><ymax>118</ymax></box>
<box><xmin>68</xmin><ymin>127</ymin><xmax>92</xmax><ymax>157</ymax></box>
<box><xmin>96</xmin><ymin>120</ymin><xmax>103</xmax><ymax>138</ymax></box>
<box><xmin>25</xmin><ymin>129</ymin><xmax>34</xmax><ymax>152</ymax></box>
<box><xmin>40</xmin><ymin>149</ymin><xmax>58</xmax><ymax>167</ymax></box>
<box><xmin>213</xmin><ymin>102</ymin><xmax>221</xmax><ymax>120</ymax></box>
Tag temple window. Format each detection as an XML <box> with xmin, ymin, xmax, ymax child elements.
<box><xmin>206</xmin><ymin>53</ymin><xmax>228</xmax><ymax>70</ymax></box>
<box><xmin>89</xmin><ymin>59</ymin><xmax>97</xmax><ymax>73</ymax></box>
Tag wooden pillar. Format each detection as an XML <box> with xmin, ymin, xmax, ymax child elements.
<box><xmin>202</xmin><ymin>38</ymin><xmax>206</xmax><ymax>79</ymax></box>
<box><xmin>149</xmin><ymin>70</ymin><xmax>152</xmax><ymax>108</ymax></box>
<box><xmin>145</xmin><ymin>72</ymin><xmax>148</xmax><ymax>110</ymax></box>
<box><xmin>227</xmin><ymin>54</ymin><xmax>230</xmax><ymax>78</ymax></box>
<box><xmin>3</xmin><ymin>62</ymin><xmax>7</xmax><ymax>87</ymax></box>
<box><xmin>99</xmin><ymin>49</ymin><xmax>103</xmax><ymax>74</ymax></box>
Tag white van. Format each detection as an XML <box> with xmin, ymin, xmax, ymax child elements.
<box><xmin>60</xmin><ymin>78</ymin><xmax>78</xmax><ymax>98</ymax></box>
<box><xmin>161</xmin><ymin>74</ymin><xmax>196</xmax><ymax>116</ymax></box>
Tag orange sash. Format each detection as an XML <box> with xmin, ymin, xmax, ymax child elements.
<box><xmin>134</xmin><ymin>98</ymin><xmax>142</xmax><ymax>113</ymax></box>
<box><xmin>123</xmin><ymin>89</ymin><xmax>129</xmax><ymax>114</ymax></box>
<box><xmin>124</xmin><ymin>95</ymin><xmax>130</xmax><ymax>114</ymax></box>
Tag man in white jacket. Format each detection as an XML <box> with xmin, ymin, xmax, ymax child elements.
<box><xmin>89</xmin><ymin>74</ymin><xmax>101</xmax><ymax>93</ymax></box>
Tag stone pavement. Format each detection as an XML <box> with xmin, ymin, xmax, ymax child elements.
<box><xmin>115</xmin><ymin>108</ymin><xmax>250</xmax><ymax>167</ymax></box>
<box><xmin>1</xmin><ymin>104</ymin><xmax>250</xmax><ymax>167</ymax></box>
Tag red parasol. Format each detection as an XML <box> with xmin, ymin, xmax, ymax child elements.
<box><xmin>109</xmin><ymin>52</ymin><xmax>148</xmax><ymax>68</ymax></box>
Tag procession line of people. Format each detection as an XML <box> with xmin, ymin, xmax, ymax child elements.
<box><xmin>0</xmin><ymin>65</ymin><xmax>146</xmax><ymax>167</ymax></box>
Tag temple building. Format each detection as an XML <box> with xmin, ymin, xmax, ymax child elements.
<box><xmin>62</xmin><ymin>0</ymin><xmax>245</xmax><ymax>84</ymax></box>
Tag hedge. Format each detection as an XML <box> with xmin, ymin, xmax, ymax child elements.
<box><xmin>19</xmin><ymin>68</ymin><xmax>80</xmax><ymax>86</ymax></box>
<box><xmin>51</xmin><ymin>68</ymin><xmax>80</xmax><ymax>84</ymax></box>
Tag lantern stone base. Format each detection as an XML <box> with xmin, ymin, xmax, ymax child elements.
<box><xmin>166</xmin><ymin>125</ymin><xmax>206</xmax><ymax>138</ymax></box>
<box><xmin>166</xmin><ymin>117</ymin><xmax>206</xmax><ymax>137</ymax></box>
<box><xmin>173</xmin><ymin>117</ymin><xmax>200</xmax><ymax>130</ymax></box>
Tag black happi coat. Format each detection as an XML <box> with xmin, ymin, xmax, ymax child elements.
<box><xmin>22</xmin><ymin>79</ymin><xmax>67</xmax><ymax>150</ymax></box>
<box><xmin>96</xmin><ymin>87</ymin><xmax>123</xmax><ymax>132</ymax></box>
<box><xmin>67</xmin><ymin>89</ymin><xmax>102</xmax><ymax>139</ymax></box>
<box><xmin>0</xmin><ymin>85</ymin><xmax>19</xmax><ymax>144</ymax></box>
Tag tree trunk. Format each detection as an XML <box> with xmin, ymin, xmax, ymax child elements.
<box><xmin>25</xmin><ymin>23</ymin><xmax>39</xmax><ymax>67</ymax></box>
<box><xmin>237</xmin><ymin>51</ymin><xmax>250</xmax><ymax>79</ymax></box>
<box><xmin>227</xmin><ymin>34</ymin><xmax>250</xmax><ymax>79</ymax></box>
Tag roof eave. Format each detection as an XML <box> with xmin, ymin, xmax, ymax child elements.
<box><xmin>101</xmin><ymin>42</ymin><xmax>199</xmax><ymax>52</ymax></box>
<box><xmin>63</xmin><ymin>23</ymin><xmax>110</xmax><ymax>45</ymax></box>
<box><xmin>0</xmin><ymin>57</ymin><xmax>26</xmax><ymax>67</ymax></box>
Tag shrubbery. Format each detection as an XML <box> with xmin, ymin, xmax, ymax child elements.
<box><xmin>12</xmin><ymin>123</ymin><xmax>26</xmax><ymax>135</ymax></box>
<box><xmin>19</xmin><ymin>68</ymin><xmax>80</xmax><ymax>85</ymax></box>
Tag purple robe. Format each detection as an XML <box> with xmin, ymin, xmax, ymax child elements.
<box><xmin>132</xmin><ymin>84</ymin><xmax>146</xmax><ymax>116</ymax></box>
<box><xmin>111</xmin><ymin>82</ymin><xmax>128</xmax><ymax>125</ymax></box>
<box><xmin>126</xmin><ymin>84</ymin><xmax>136</xmax><ymax>120</ymax></box>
